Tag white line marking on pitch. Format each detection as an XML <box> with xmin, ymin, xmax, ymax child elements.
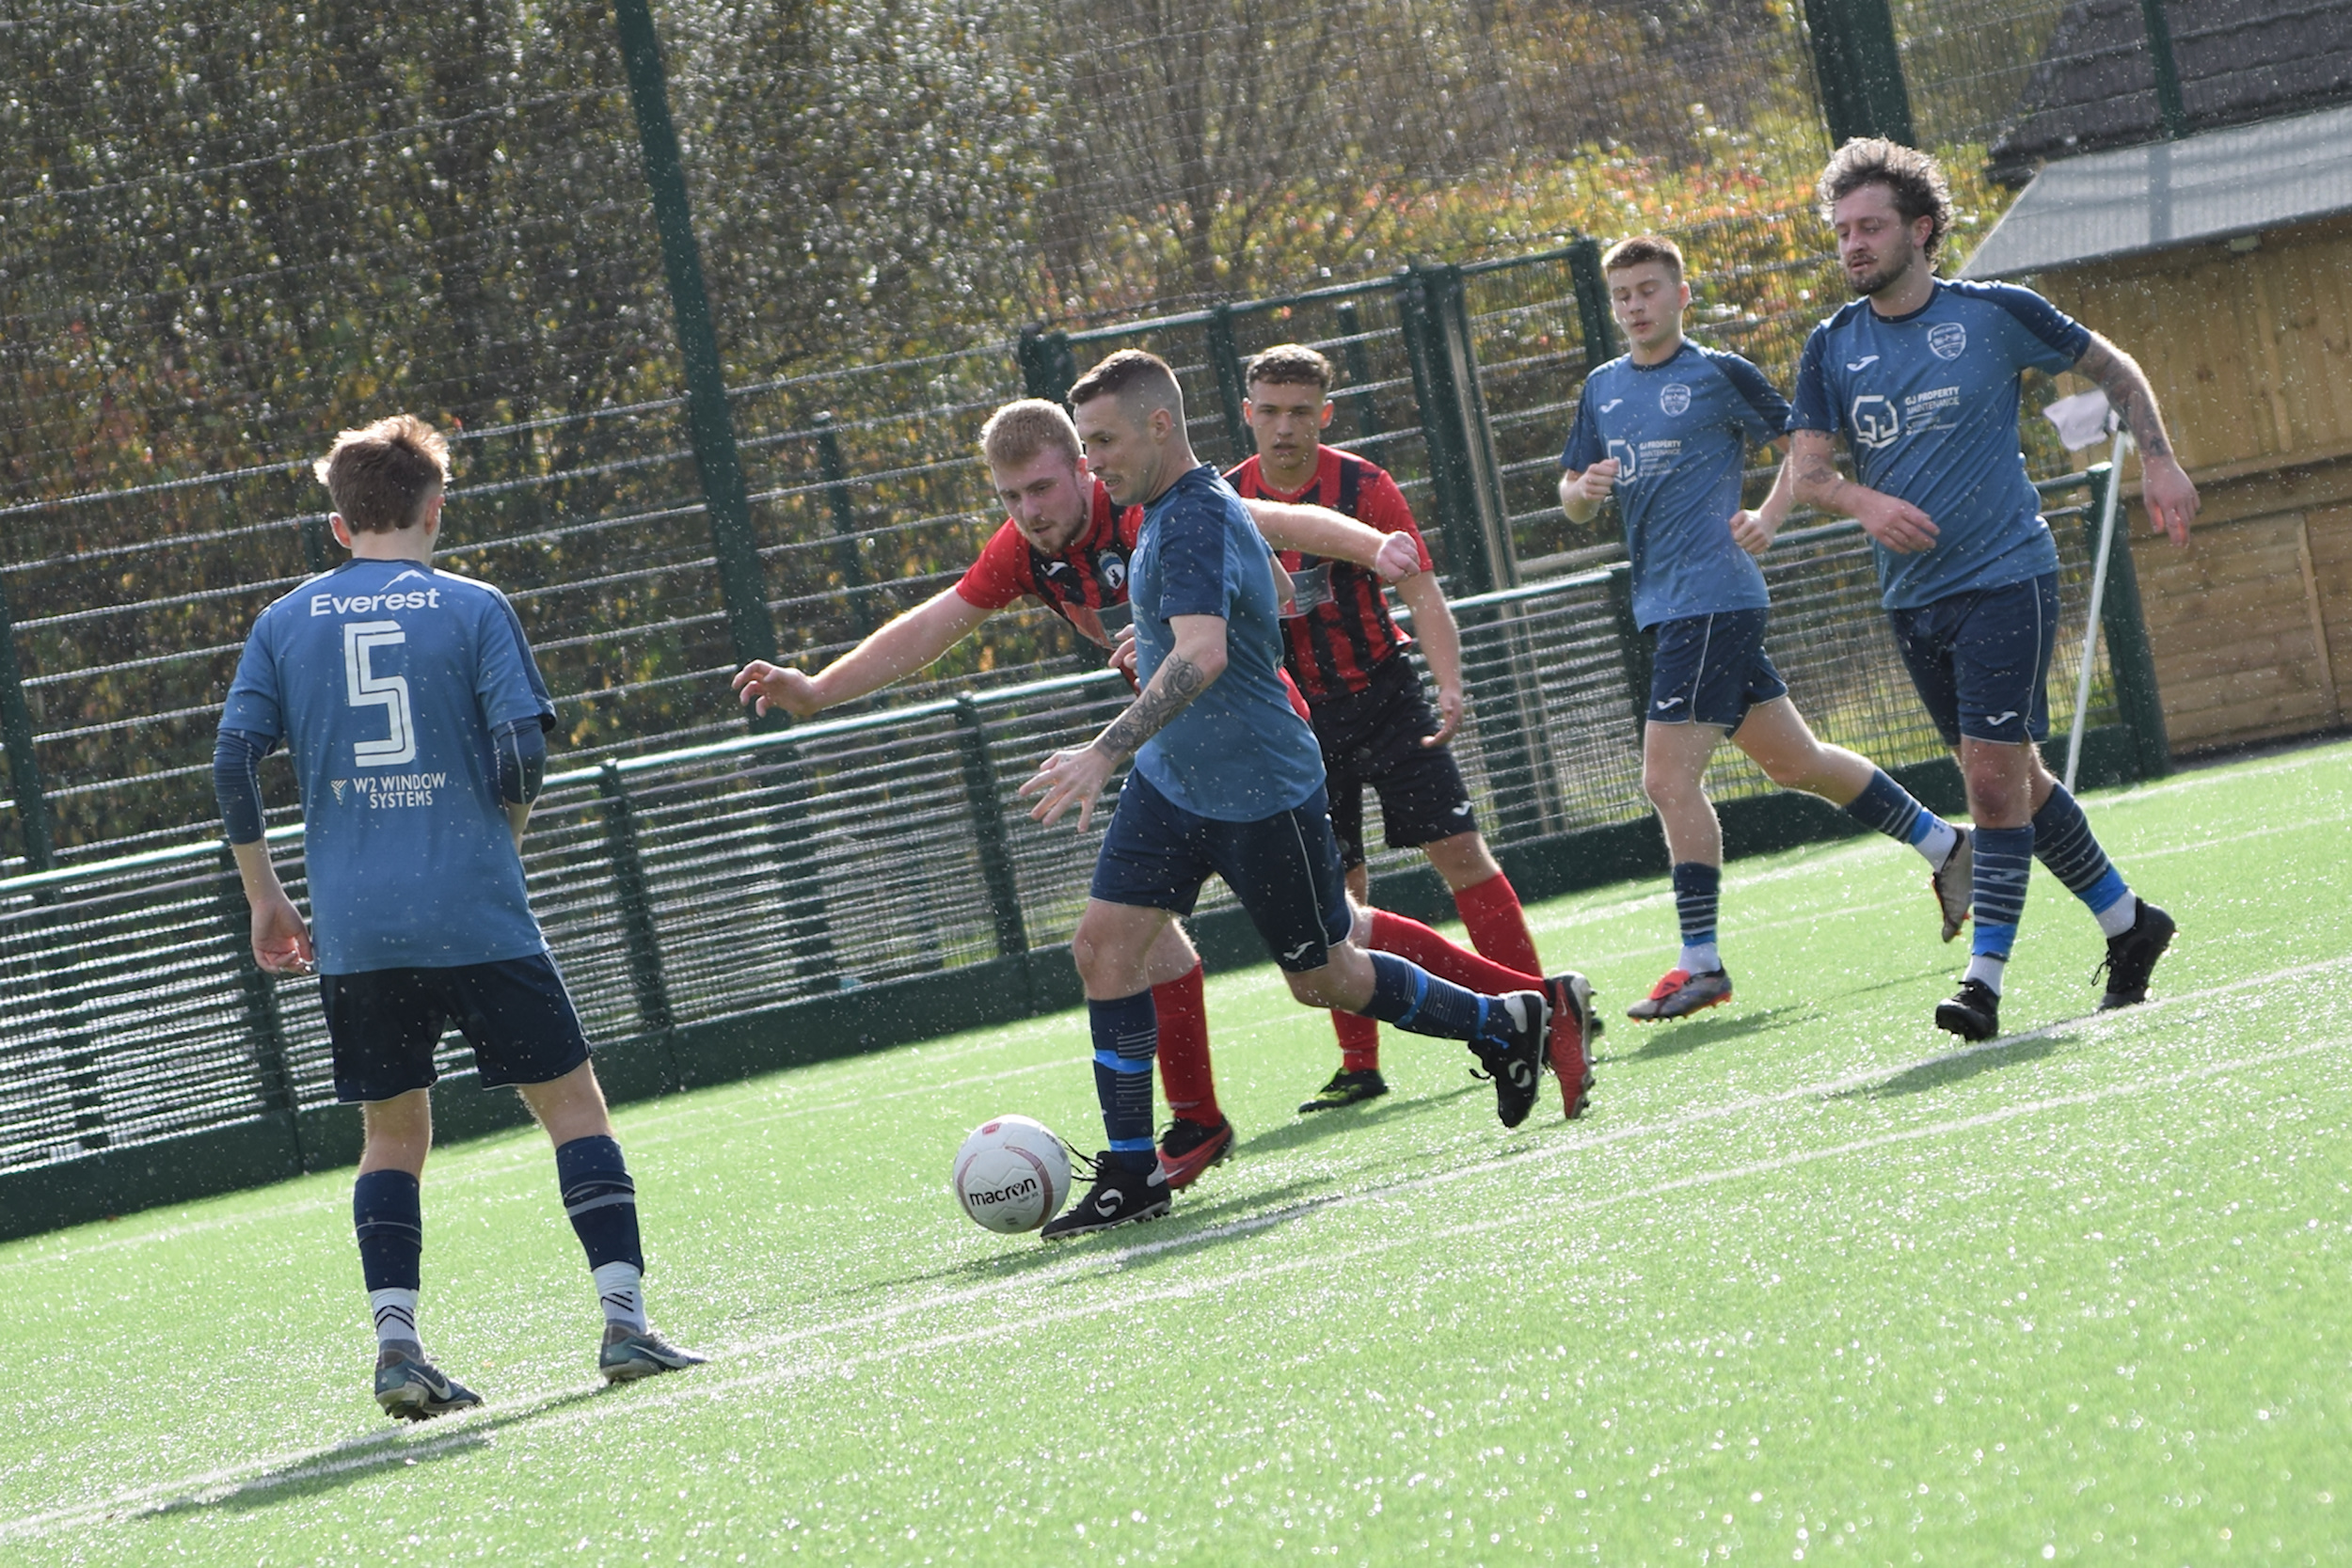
<box><xmin>14</xmin><ymin>962</ymin><xmax>2344</xmax><ymax>1542</ymax></box>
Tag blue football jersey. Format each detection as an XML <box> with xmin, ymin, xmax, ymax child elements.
<box><xmin>1788</xmin><ymin>278</ymin><xmax>2090</xmax><ymax>610</ymax></box>
<box><xmin>1560</xmin><ymin>342</ymin><xmax>1790</xmax><ymax>629</ymax></box>
<box><xmin>1129</xmin><ymin>465</ymin><xmax>1325</xmax><ymax>822</ymax></box>
<box><xmin>220</xmin><ymin>559</ymin><xmax>557</xmax><ymax>974</ymax></box>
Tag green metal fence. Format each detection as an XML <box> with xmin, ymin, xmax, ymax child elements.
<box><xmin>0</xmin><ymin>465</ymin><xmax>2161</xmax><ymax>1240</ymax></box>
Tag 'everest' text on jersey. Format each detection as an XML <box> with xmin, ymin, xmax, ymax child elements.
<box><xmin>1228</xmin><ymin>447</ymin><xmax>1433</xmax><ymax>700</ymax></box>
<box><xmin>1788</xmin><ymin>278</ymin><xmax>2090</xmax><ymax>610</ymax></box>
<box><xmin>1561</xmin><ymin>342</ymin><xmax>1790</xmax><ymax>629</ymax></box>
<box><xmin>221</xmin><ymin>560</ymin><xmax>557</xmax><ymax>974</ymax></box>
<box><xmin>1127</xmin><ymin>465</ymin><xmax>1325</xmax><ymax>822</ymax></box>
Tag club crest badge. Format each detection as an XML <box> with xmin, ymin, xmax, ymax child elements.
<box><xmin>1660</xmin><ymin>383</ymin><xmax>1692</xmax><ymax>417</ymax></box>
<box><xmin>1095</xmin><ymin>549</ymin><xmax>1128</xmax><ymax>594</ymax></box>
<box><xmin>1928</xmin><ymin>322</ymin><xmax>1967</xmax><ymax>360</ymax></box>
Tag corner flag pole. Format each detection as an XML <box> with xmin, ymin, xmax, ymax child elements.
<box><xmin>2063</xmin><ymin>426</ymin><xmax>2130</xmax><ymax>792</ymax></box>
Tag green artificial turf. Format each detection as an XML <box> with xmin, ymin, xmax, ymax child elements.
<box><xmin>7</xmin><ymin>744</ymin><xmax>2350</xmax><ymax>1564</ymax></box>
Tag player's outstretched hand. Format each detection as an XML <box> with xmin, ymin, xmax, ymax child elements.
<box><xmin>251</xmin><ymin>894</ymin><xmax>314</xmax><ymax>975</ymax></box>
<box><xmin>1852</xmin><ymin>492</ymin><xmax>1939</xmax><ymax>554</ymax></box>
<box><xmin>1728</xmin><ymin>509</ymin><xmax>1777</xmax><ymax>557</ymax></box>
<box><xmin>2140</xmin><ymin>453</ymin><xmax>2200</xmax><ymax>546</ymax></box>
<box><xmin>1425</xmin><ymin>682</ymin><xmax>1464</xmax><ymax>748</ymax></box>
<box><xmin>732</xmin><ymin>660</ymin><xmax>823</xmax><ymax>720</ymax></box>
<box><xmin>1373</xmin><ymin>530</ymin><xmax>1421</xmax><ymax>583</ymax></box>
<box><xmin>1019</xmin><ymin>743</ymin><xmax>1116</xmax><ymax>831</ymax></box>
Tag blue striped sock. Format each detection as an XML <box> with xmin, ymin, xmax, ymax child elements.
<box><xmin>1671</xmin><ymin>862</ymin><xmax>1720</xmax><ymax>961</ymax></box>
<box><xmin>1843</xmin><ymin>768</ymin><xmax>1957</xmax><ymax>864</ymax></box>
<box><xmin>556</xmin><ymin>1134</ymin><xmax>644</xmax><ymax>1274</ymax></box>
<box><xmin>353</xmin><ymin>1169</ymin><xmax>422</xmax><ymax>1293</ymax></box>
<box><xmin>1971</xmin><ymin>825</ymin><xmax>2034</xmax><ymax>958</ymax></box>
<box><xmin>1089</xmin><ymin>992</ymin><xmax>1159</xmax><ymax>1173</ymax></box>
<box><xmin>2031</xmin><ymin>784</ymin><xmax>2135</xmax><ymax>933</ymax></box>
<box><xmin>1364</xmin><ymin>951</ymin><xmax>1492</xmax><ymax>1040</ymax></box>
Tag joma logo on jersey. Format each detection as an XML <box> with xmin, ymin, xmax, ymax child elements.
<box><xmin>1928</xmin><ymin>322</ymin><xmax>1968</xmax><ymax>361</ymax></box>
<box><xmin>1660</xmin><ymin>383</ymin><xmax>1692</xmax><ymax>417</ymax></box>
<box><xmin>1851</xmin><ymin>395</ymin><xmax>1901</xmax><ymax>450</ymax></box>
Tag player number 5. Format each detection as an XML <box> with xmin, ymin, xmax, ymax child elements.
<box><xmin>343</xmin><ymin>620</ymin><xmax>417</xmax><ymax>768</ymax></box>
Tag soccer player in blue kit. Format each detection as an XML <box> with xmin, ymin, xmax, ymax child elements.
<box><xmin>1560</xmin><ymin>235</ymin><xmax>1972</xmax><ymax>1021</ymax></box>
<box><xmin>1019</xmin><ymin>352</ymin><xmax>1563</xmax><ymax>1240</ymax></box>
<box><xmin>1786</xmin><ymin>141</ymin><xmax>2200</xmax><ymax>1040</ymax></box>
<box><xmin>216</xmin><ymin>416</ymin><xmax>702</xmax><ymax>1418</ymax></box>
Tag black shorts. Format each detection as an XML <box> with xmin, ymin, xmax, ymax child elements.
<box><xmin>321</xmin><ymin>952</ymin><xmax>593</xmax><ymax>1104</ymax></box>
<box><xmin>1647</xmin><ymin>609</ymin><xmax>1788</xmax><ymax>731</ymax></box>
<box><xmin>1089</xmin><ymin>771</ymin><xmax>1354</xmax><ymax>972</ymax></box>
<box><xmin>1886</xmin><ymin>573</ymin><xmax>2059</xmax><ymax>748</ymax></box>
<box><xmin>1309</xmin><ymin>657</ymin><xmax>1477</xmax><ymax>872</ymax></box>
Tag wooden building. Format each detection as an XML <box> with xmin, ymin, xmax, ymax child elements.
<box><xmin>1967</xmin><ymin>90</ymin><xmax>2352</xmax><ymax>752</ymax></box>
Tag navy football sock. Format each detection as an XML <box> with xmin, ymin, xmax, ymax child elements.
<box><xmin>1362</xmin><ymin>951</ymin><xmax>1492</xmax><ymax>1040</ymax></box>
<box><xmin>355</xmin><ymin>1169</ymin><xmax>422</xmax><ymax>1346</ymax></box>
<box><xmin>1967</xmin><ymin>824</ymin><xmax>2035</xmax><ymax>992</ymax></box>
<box><xmin>2030</xmin><ymin>784</ymin><xmax>2136</xmax><ymax>935</ymax></box>
<box><xmin>555</xmin><ymin>1135</ymin><xmax>644</xmax><ymax>1274</ymax></box>
<box><xmin>1089</xmin><ymin>992</ymin><xmax>1159</xmax><ymax>1174</ymax></box>
<box><xmin>1843</xmin><ymin>768</ymin><xmax>1959</xmax><ymax>865</ymax></box>
<box><xmin>1671</xmin><ymin>862</ymin><xmax>1722</xmax><ymax>971</ymax></box>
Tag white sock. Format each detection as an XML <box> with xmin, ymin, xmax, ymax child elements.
<box><xmin>593</xmin><ymin>1260</ymin><xmax>647</xmax><ymax>1333</ymax></box>
<box><xmin>370</xmin><ymin>1288</ymin><xmax>421</xmax><ymax>1350</ymax></box>
<box><xmin>1963</xmin><ymin>954</ymin><xmax>2007</xmax><ymax>994</ymax></box>
<box><xmin>1679</xmin><ymin>942</ymin><xmax>1721</xmax><ymax>974</ymax></box>
<box><xmin>1916</xmin><ymin>818</ymin><xmax>1960</xmax><ymax>868</ymax></box>
<box><xmin>2094</xmin><ymin>891</ymin><xmax>2138</xmax><ymax>939</ymax></box>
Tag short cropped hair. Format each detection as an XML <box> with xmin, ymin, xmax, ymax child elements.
<box><xmin>978</xmin><ymin>399</ymin><xmax>1083</xmax><ymax>470</ymax></box>
<box><xmin>1244</xmin><ymin>343</ymin><xmax>1333</xmax><ymax>394</ymax></box>
<box><xmin>1067</xmin><ymin>349</ymin><xmax>1184</xmax><ymax>424</ymax></box>
<box><xmin>313</xmin><ymin>415</ymin><xmax>450</xmax><ymax>533</ymax></box>
<box><xmin>1818</xmin><ymin>138</ymin><xmax>1954</xmax><ymax>259</ymax></box>
<box><xmin>1601</xmin><ymin>234</ymin><xmax>1685</xmax><ymax>280</ymax></box>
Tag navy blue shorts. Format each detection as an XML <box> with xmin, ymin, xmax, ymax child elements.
<box><xmin>320</xmin><ymin>952</ymin><xmax>593</xmax><ymax>1104</ymax></box>
<box><xmin>1311</xmin><ymin>657</ymin><xmax>1477</xmax><ymax>871</ymax></box>
<box><xmin>1090</xmin><ymin>771</ymin><xmax>1354</xmax><ymax>972</ymax></box>
<box><xmin>1648</xmin><ymin>609</ymin><xmax>1788</xmax><ymax>730</ymax></box>
<box><xmin>1887</xmin><ymin>572</ymin><xmax>2059</xmax><ymax>748</ymax></box>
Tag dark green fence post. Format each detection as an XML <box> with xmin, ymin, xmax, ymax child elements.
<box><xmin>1398</xmin><ymin>264</ymin><xmax>1513</xmax><ymax>595</ymax></box>
<box><xmin>1332</xmin><ymin>300</ymin><xmax>1388</xmax><ymax>461</ymax></box>
<box><xmin>760</xmin><ymin>739</ymin><xmax>839</xmax><ymax>992</ymax></box>
<box><xmin>1567</xmin><ymin>238</ymin><xmax>1619</xmax><ymax>370</ymax></box>
<box><xmin>1802</xmin><ymin>0</ymin><xmax>1916</xmax><ymax>147</ymax></box>
<box><xmin>610</xmin><ymin>0</ymin><xmax>775</xmax><ymax>672</ymax></box>
<box><xmin>952</xmin><ymin>698</ymin><xmax>1029</xmax><ymax>959</ymax></box>
<box><xmin>1018</xmin><ymin>325</ymin><xmax>1077</xmax><ymax>405</ymax></box>
<box><xmin>216</xmin><ymin>849</ymin><xmax>304</xmax><ymax>1171</ymax></box>
<box><xmin>2138</xmin><ymin>0</ymin><xmax>2189</xmax><ymax>140</ymax></box>
<box><xmin>2083</xmin><ymin>465</ymin><xmax>2171</xmax><ymax>779</ymax></box>
<box><xmin>0</xmin><ymin>575</ymin><xmax>53</xmax><ymax>872</ymax></box>
<box><xmin>1605</xmin><ymin>562</ymin><xmax>1654</xmax><ymax>737</ymax></box>
<box><xmin>1203</xmin><ymin>305</ymin><xmax>1252</xmax><ymax>463</ymax></box>
<box><xmin>597</xmin><ymin>761</ymin><xmax>678</xmax><ymax>1080</ymax></box>
<box><xmin>813</xmin><ymin>413</ymin><xmax>874</xmax><ymax>640</ymax></box>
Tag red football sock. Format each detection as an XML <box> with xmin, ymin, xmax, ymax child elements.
<box><xmin>1152</xmin><ymin>963</ymin><xmax>1221</xmax><ymax>1126</ymax></box>
<box><xmin>1452</xmin><ymin>871</ymin><xmax>1544</xmax><ymax>979</ymax></box>
<box><xmin>1367</xmin><ymin>908</ymin><xmax>1539</xmax><ymax>993</ymax></box>
<box><xmin>1332</xmin><ymin>1008</ymin><xmax>1381</xmax><ymax>1074</ymax></box>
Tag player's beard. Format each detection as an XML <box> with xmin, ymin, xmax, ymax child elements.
<box><xmin>1846</xmin><ymin>239</ymin><xmax>1918</xmax><ymax>298</ymax></box>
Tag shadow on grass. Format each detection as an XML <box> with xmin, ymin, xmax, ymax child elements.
<box><xmin>1610</xmin><ymin>1006</ymin><xmax>1812</xmax><ymax>1063</ymax></box>
<box><xmin>1234</xmin><ymin>1080</ymin><xmax>1487</xmax><ymax>1158</ymax></box>
<box><xmin>134</xmin><ymin>1386</ymin><xmax>612</xmax><ymax>1520</ymax></box>
<box><xmin>1836</xmin><ymin>1029</ymin><xmax>2071</xmax><ymax>1100</ymax></box>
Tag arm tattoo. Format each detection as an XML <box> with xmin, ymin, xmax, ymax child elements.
<box><xmin>2076</xmin><ymin>338</ymin><xmax>2174</xmax><ymax>459</ymax></box>
<box><xmin>1095</xmin><ymin>654</ymin><xmax>1212</xmax><ymax>761</ymax></box>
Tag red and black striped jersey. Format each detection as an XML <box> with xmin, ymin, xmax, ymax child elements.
<box><xmin>1227</xmin><ymin>447</ymin><xmax>1434</xmax><ymax>701</ymax></box>
<box><xmin>954</xmin><ymin>477</ymin><xmax>1141</xmax><ymax>649</ymax></box>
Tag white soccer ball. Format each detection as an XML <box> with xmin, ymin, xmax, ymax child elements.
<box><xmin>952</xmin><ymin>1115</ymin><xmax>1073</xmax><ymax>1234</ymax></box>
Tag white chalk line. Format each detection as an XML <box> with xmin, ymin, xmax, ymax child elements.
<box><xmin>13</xmin><ymin>953</ymin><xmax>2347</xmax><ymax>1541</ymax></box>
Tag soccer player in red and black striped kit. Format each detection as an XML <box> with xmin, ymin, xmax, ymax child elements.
<box><xmin>1230</xmin><ymin>344</ymin><xmax>1595</xmax><ymax>1117</ymax></box>
<box><xmin>734</xmin><ymin>398</ymin><xmax>1423</xmax><ymax>1184</ymax></box>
